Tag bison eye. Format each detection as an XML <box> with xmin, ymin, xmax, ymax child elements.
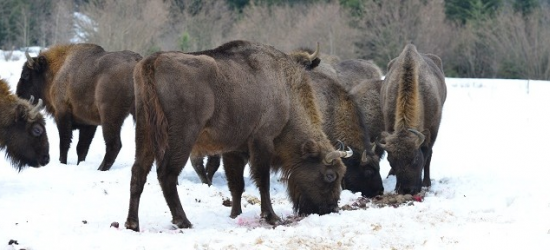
<box><xmin>31</xmin><ymin>124</ymin><xmax>43</xmax><ymax>137</ymax></box>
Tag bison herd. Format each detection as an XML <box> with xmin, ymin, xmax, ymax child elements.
<box><xmin>0</xmin><ymin>40</ymin><xmax>446</xmax><ymax>230</ymax></box>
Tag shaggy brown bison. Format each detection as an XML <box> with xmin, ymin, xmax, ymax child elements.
<box><xmin>290</xmin><ymin>47</ymin><xmax>384</xmax><ymax>197</ymax></box>
<box><xmin>16</xmin><ymin>44</ymin><xmax>142</xmax><ymax>171</ymax></box>
<box><xmin>350</xmin><ymin>79</ymin><xmax>386</xmax><ymax>167</ymax></box>
<box><xmin>125</xmin><ymin>40</ymin><xmax>349</xmax><ymax>231</ymax></box>
<box><xmin>293</xmin><ymin>46</ymin><xmax>383</xmax><ymax>91</ymax></box>
<box><xmin>379</xmin><ymin>44</ymin><xmax>446</xmax><ymax>195</ymax></box>
<box><xmin>333</xmin><ymin>59</ymin><xmax>383</xmax><ymax>91</ymax></box>
<box><xmin>0</xmin><ymin>78</ymin><xmax>49</xmax><ymax>170</ymax></box>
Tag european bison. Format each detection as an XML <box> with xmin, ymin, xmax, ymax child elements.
<box><xmin>17</xmin><ymin>44</ymin><xmax>142</xmax><ymax>171</ymax></box>
<box><xmin>125</xmin><ymin>40</ymin><xmax>349</xmax><ymax>231</ymax></box>
<box><xmin>379</xmin><ymin>43</ymin><xmax>446</xmax><ymax>195</ymax></box>
<box><xmin>350</xmin><ymin>79</ymin><xmax>386</xmax><ymax>169</ymax></box>
<box><xmin>293</xmin><ymin>46</ymin><xmax>383</xmax><ymax>91</ymax></box>
<box><xmin>0</xmin><ymin>78</ymin><xmax>49</xmax><ymax>170</ymax></box>
<box><xmin>290</xmin><ymin>47</ymin><xmax>384</xmax><ymax>197</ymax></box>
<box><xmin>332</xmin><ymin>59</ymin><xmax>383</xmax><ymax>91</ymax></box>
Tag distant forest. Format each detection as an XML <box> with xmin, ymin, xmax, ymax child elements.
<box><xmin>1</xmin><ymin>0</ymin><xmax>549</xmax><ymax>79</ymax></box>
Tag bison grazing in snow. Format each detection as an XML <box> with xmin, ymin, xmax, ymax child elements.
<box><xmin>0</xmin><ymin>78</ymin><xmax>49</xmax><ymax>170</ymax></box>
<box><xmin>379</xmin><ymin>43</ymin><xmax>446</xmax><ymax>195</ymax></box>
<box><xmin>125</xmin><ymin>40</ymin><xmax>349</xmax><ymax>231</ymax></box>
<box><xmin>17</xmin><ymin>44</ymin><xmax>142</xmax><ymax>171</ymax></box>
<box><xmin>290</xmin><ymin>46</ymin><xmax>384</xmax><ymax>197</ymax></box>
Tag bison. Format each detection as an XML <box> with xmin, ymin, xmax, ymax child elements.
<box><xmin>293</xmin><ymin>46</ymin><xmax>383</xmax><ymax>91</ymax></box>
<box><xmin>0</xmin><ymin>78</ymin><xmax>49</xmax><ymax>170</ymax></box>
<box><xmin>125</xmin><ymin>40</ymin><xmax>349</xmax><ymax>231</ymax></box>
<box><xmin>350</xmin><ymin>79</ymin><xmax>386</xmax><ymax>170</ymax></box>
<box><xmin>379</xmin><ymin>43</ymin><xmax>446</xmax><ymax>195</ymax></box>
<box><xmin>290</xmin><ymin>46</ymin><xmax>384</xmax><ymax>197</ymax></box>
<box><xmin>16</xmin><ymin>44</ymin><xmax>142</xmax><ymax>171</ymax></box>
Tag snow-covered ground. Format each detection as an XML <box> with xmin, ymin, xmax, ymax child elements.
<box><xmin>1</xmin><ymin>51</ymin><xmax>549</xmax><ymax>249</ymax></box>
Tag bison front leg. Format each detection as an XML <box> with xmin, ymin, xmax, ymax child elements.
<box><xmin>125</xmin><ymin>116</ymin><xmax>155</xmax><ymax>232</ymax></box>
<box><xmin>55</xmin><ymin>114</ymin><xmax>73</xmax><ymax>164</ymax></box>
<box><xmin>205</xmin><ymin>155</ymin><xmax>221</xmax><ymax>185</ymax></box>
<box><xmin>422</xmin><ymin>147</ymin><xmax>433</xmax><ymax>188</ymax></box>
<box><xmin>223</xmin><ymin>152</ymin><xmax>248</xmax><ymax>218</ymax></box>
<box><xmin>76</xmin><ymin>125</ymin><xmax>97</xmax><ymax>165</ymax></box>
<box><xmin>249</xmin><ymin>140</ymin><xmax>281</xmax><ymax>225</ymax></box>
<box><xmin>190</xmin><ymin>155</ymin><xmax>209</xmax><ymax>185</ymax></box>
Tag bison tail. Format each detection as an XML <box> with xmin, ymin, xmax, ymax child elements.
<box><xmin>395</xmin><ymin>44</ymin><xmax>420</xmax><ymax>130</ymax></box>
<box><xmin>137</xmin><ymin>53</ymin><xmax>169</xmax><ymax>162</ymax></box>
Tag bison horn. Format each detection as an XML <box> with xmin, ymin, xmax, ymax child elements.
<box><xmin>29</xmin><ymin>95</ymin><xmax>35</xmax><ymax>104</ymax></box>
<box><xmin>310</xmin><ymin>42</ymin><xmax>320</xmax><ymax>61</ymax></box>
<box><xmin>361</xmin><ymin>150</ymin><xmax>368</xmax><ymax>164</ymax></box>
<box><xmin>408</xmin><ymin>129</ymin><xmax>425</xmax><ymax>147</ymax></box>
<box><xmin>323</xmin><ymin>146</ymin><xmax>353</xmax><ymax>165</ymax></box>
<box><xmin>25</xmin><ymin>50</ymin><xmax>35</xmax><ymax>69</ymax></box>
<box><xmin>30</xmin><ymin>98</ymin><xmax>44</xmax><ymax>114</ymax></box>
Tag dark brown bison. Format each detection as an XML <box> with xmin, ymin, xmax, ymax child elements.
<box><xmin>0</xmin><ymin>78</ymin><xmax>49</xmax><ymax>170</ymax></box>
<box><xmin>379</xmin><ymin>44</ymin><xmax>446</xmax><ymax>195</ymax></box>
<box><xmin>290</xmin><ymin>47</ymin><xmax>384</xmax><ymax>197</ymax></box>
<box><xmin>333</xmin><ymin>59</ymin><xmax>383</xmax><ymax>91</ymax></box>
<box><xmin>125</xmin><ymin>40</ymin><xmax>349</xmax><ymax>231</ymax></box>
<box><xmin>16</xmin><ymin>44</ymin><xmax>142</xmax><ymax>171</ymax></box>
<box><xmin>293</xmin><ymin>46</ymin><xmax>383</xmax><ymax>91</ymax></box>
<box><xmin>350</xmin><ymin>79</ymin><xmax>386</xmax><ymax>168</ymax></box>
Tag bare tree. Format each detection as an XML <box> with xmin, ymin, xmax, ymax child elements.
<box><xmin>77</xmin><ymin>0</ymin><xmax>170</xmax><ymax>55</ymax></box>
<box><xmin>356</xmin><ymin>0</ymin><xmax>453</xmax><ymax>71</ymax></box>
<box><xmin>227</xmin><ymin>2</ymin><xmax>357</xmax><ymax>58</ymax></box>
<box><xmin>484</xmin><ymin>5</ymin><xmax>550</xmax><ymax>79</ymax></box>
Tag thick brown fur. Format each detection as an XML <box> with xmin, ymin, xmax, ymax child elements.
<box><xmin>307</xmin><ymin>71</ymin><xmax>384</xmax><ymax>197</ymax></box>
<box><xmin>16</xmin><ymin>43</ymin><xmax>142</xmax><ymax>171</ymax></box>
<box><xmin>350</xmin><ymin>79</ymin><xmax>386</xmax><ymax>164</ymax></box>
<box><xmin>290</xmin><ymin>47</ymin><xmax>384</xmax><ymax>197</ymax></box>
<box><xmin>0</xmin><ymin>78</ymin><xmax>49</xmax><ymax>170</ymax></box>
<box><xmin>380</xmin><ymin>43</ymin><xmax>447</xmax><ymax>195</ymax></box>
<box><xmin>125</xmin><ymin>40</ymin><xmax>347</xmax><ymax>231</ymax></box>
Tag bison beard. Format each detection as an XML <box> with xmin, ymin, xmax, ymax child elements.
<box><xmin>124</xmin><ymin>40</ymin><xmax>348</xmax><ymax>231</ymax></box>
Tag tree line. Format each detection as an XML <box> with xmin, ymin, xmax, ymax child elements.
<box><xmin>1</xmin><ymin>0</ymin><xmax>550</xmax><ymax>80</ymax></box>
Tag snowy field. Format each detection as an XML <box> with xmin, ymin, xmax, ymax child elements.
<box><xmin>1</xmin><ymin>51</ymin><xmax>550</xmax><ymax>249</ymax></box>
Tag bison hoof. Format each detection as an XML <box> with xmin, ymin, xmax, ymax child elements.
<box><xmin>124</xmin><ymin>220</ymin><xmax>140</xmax><ymax>232</ymax></box>
<box><xmin>262</xmin><ymin>213</ymin><xmax>282</xmax><ymax>225</ymax></box>
<box><xmin>97</xmin><ymin>163</ymin><xmax>112</xmax><ymax>171</ymax></box>
<box><xmin>172</xmin><ymin>218</ymin><xmax>192</xmax><ymax>229</ymax></box>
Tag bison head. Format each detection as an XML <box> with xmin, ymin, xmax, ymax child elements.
<box><xmin>2</xmin><ymin>98</ymin><xmax>49</xmax><ymax>170</ymax></box>
<box><xmin>342</xmin><ymin>148</ymin><xmax>384</xmax><ymax>198</ymax></box>
<box><xmin>379</xmin><ymin>129</ymin><xmax>428</xmax><ymax>195</ymax></box>
<box><xmin>16</xmin><ymin>52</ymin><xmax>48</xmax><ymax>105</ymax></box>
<box><xmin>285</xmin><ymin>139</ymin><xmax>349</xmax><ymax>216</ymax></box>
<box><xmin>289</xmin><ymin>43</ymin><xmax>321</xmax><ymax>71</ymax></box>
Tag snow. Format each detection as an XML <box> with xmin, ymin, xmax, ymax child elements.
<box><xmin>1</xmin><ymin>53</ymin><xmax>550</xmax><ymax>249</ymax></box>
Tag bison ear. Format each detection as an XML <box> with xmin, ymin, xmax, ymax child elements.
<box><xmin>387</xmin><ymin>58</ymin><xmax>396</xmax><ymax>72</ymax></box>
<box><xmin>307</xmin><ymin>58</ymin><xmax>321</xmax><ymax>70</ymax></box>
<box><xmin>301</xmin><ymin>139</ymin><xmax>320</xmax><ymax>159</ymax></box>
<box><xmin>425</xmin><ymin>54</ymin><xmax>443</xmax><ymax>72</ymax></box>
<box><xmin>34</xmin><ymin>56</ymin><xmax>48</xmax><ymax>72</ymax></box>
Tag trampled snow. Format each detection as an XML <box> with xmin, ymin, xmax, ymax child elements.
<box><xmin>1</xmin><ymin>53</ymin><xmax>549</xmax><ymax>249</ymax></box>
